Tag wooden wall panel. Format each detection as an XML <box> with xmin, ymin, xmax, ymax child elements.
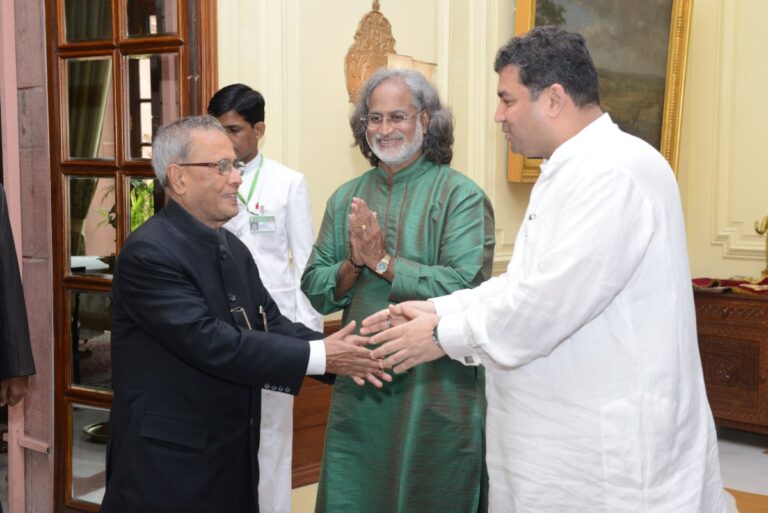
<box><xmin>291</xmin><ymin>319</ymin><xmax>339</xmax><ymax>487</ymax></box>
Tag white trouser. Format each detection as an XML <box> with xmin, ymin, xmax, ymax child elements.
<box><xmin>258</xmin><ymin>389</ymin><xmax>294</xmax><ymax>513</ymax></box>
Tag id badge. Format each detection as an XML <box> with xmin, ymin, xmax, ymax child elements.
<box><xmin>249</xmin><ymin>215</ymin><xmax>276</xmax><ymax>233</ymax></box>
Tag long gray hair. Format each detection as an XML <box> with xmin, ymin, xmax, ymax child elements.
<box><xmin>350</xmin><ymin>68</ymin><xmax>454</xmax><ymax>167</ymax></box>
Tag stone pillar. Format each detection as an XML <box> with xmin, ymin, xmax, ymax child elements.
<box><xmin>0</xmin><ymin>1</ymin><xmax>55</xmax><ymax>512</ymax></box>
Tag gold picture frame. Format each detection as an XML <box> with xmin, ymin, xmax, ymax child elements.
<box><xmin>507</xmin><ymin>0</ymin><xmax>692</xmax><ymax>183</ymax></box>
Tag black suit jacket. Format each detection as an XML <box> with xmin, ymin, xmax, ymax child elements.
<box><xmin>0</xmin><ymin>184</ymin><xmax>35</xmax><ymax>380</ymax></box>
<box><xmin>101</xmin><ymin>200</ymin><xmax>323</xmax><ymax>513</ymax></box>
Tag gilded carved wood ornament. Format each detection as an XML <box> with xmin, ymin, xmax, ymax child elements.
<box><xmin>344</xmin><ymin>0</ymin><xmax>397</xmax><ymax>102</ymax></box>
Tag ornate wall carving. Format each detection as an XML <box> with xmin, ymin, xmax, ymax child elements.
<box><xmin>344</xmin><ymin>0</ymin><xmax>396</xmax><ymax>102</ymax></box>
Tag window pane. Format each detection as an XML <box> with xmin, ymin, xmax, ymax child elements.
<box><xmin>128</xmin><ymin>177</ymin><xmax>163</xmax><ymax>231</ymax></box>
<box><xmin>68</xmin><ymin>176</ymin><xmax>116</xmax><ymax>275</ymax></box>
<box><xmin>71</xmin><ymin>403</ymin><xmax>109</xmax><ymax>505</ymax></box>
<box><xmin>126</xmin><ymin>53</ymin><xmax>179</xmax><ymax>160</ymax></box>
<box><xmin>65</xmin><ymin>58</ymin><xmax>115</xmax><ymax>160</ymax></box>
<box><xmin>126</xmin><ymin>0</ymin><xmax>178</xmax><ymax>37</ymax></box>
<box><xmin>70</xmin><ymin>291</ymin><xmax>112</xmax><ymax>392</ymax></box>
<box><xmin>65</xmin><ymin>0</ymin><xmax>112</xmax><ymax>43</ymax></box>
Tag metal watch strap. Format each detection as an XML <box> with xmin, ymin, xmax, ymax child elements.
<box><xmin>431</xmin><ymin>324</ymin><xmax>442</xmax><ymax>350</ymax></box>
<box><xmin>375</xmin><ymin>253</ymin><xmax>391</xmax><ymax>275</ymax></box>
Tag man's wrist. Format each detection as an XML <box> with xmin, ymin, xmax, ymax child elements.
<box><xmin>347</xmin><ymin>257</ymin><xmax>364</xmax><ymax>274</ymax></box>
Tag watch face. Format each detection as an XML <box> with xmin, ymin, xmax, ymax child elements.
<box><xmin>376</xmin><ymin>261</ymin><xmax>387</xmax><ymax>273</ymax></box>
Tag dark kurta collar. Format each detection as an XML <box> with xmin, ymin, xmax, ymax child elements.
<box><xmin>163</xmin><ymin>199</ymin><xmax>224</xmax><ymax>245</ymax></box>
<box><xmin>373</xmin><ymin>155</ymin><xmax>434</xmax><ymax>185</ymax></box>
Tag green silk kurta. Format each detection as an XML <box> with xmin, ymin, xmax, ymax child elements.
<box><xmin>302</xmin><ymin>156</ymin><xmax>495</xmax><ymax>513</ymax></box>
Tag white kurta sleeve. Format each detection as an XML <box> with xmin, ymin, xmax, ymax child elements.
<box><xmin>431</xmin><ymin>274</ymin><xmax>509</xmax><ymax>314</ymax></box>
<box><xmin>431</xmin><ymin>275</ymin><xmax>510</xmax><ymax>366</ymax></box>
<box><xmin>286</xmin><ymin>174</ymin><xmax>324</xmax><ymax>332</ymax></box>
<box><xmin>438</xmin><ymin>166</ymin><xmax>655</xmax><ymax>369</ymax></box>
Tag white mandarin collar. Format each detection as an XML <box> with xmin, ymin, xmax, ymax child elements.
<box><xmin>539</xmin><ymin>113</ymin><xmax>615</xmax><ymax>178</ymax></box>
<box><xmin>242</xmin><ymin>153</ymin><xmax>263</xmax><ymax>177</ymax></box>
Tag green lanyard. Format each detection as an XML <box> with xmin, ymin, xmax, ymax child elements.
<box><xmin>237</xmin><ymin>154</ymin><xmax>264</xmax><ymax>208</ymax></box>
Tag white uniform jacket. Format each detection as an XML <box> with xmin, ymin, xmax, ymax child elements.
<box><xmin>224</xmin><ymin>154</ymin><xmax>323</xmax><ymax>513</ymax></box>
<box><xmin>432</xmin><ymin>114</ymin><xmax>728</xmax><ymax>512</ymax></box>
<box><xmin>225</xmin><ymin>154</ymin><xmax>323</xmax><ymax>331</ymax></box>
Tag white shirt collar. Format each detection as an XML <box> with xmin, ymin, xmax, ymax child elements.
<box><xmin>539</xmin><ymin>112</ymin><xmax>615</xmax><ymax>177</ymax></box>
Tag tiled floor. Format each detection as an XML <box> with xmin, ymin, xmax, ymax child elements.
<box><xmin>718</xmin><ymin>428</ymin><xmax>768</xmax><ymax>513</ymax></box>
<box><xmin>0</xmin><ymin>427</ymin><xmax>765</xmax><ymax>512</ymax></box>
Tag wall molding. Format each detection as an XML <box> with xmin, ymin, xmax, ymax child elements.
<box><xmin>259</xmin><ymin>0</ymin><xmax>295</xmax><ymax>167</ymax></box>
<box><xmin>709</xmin><ymin>0</ymin><xmax>763</xmax><ymax>261</ymax></box>
<box><xmin>463</xmin><ymin>0</ymin><xmax>516</xmax><ymax>267</ymax></box>
<box><xmin>435</xmin><ymin>0</ymin><xmax>450</xmax><ymax>97</ymax></box>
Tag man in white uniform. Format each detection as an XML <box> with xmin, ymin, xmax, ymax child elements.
<box><xmin>362</xmin><ymin>27</ymin><xmax>729</xmax><ymax>512</ymax></box>
<box><xmin>208</xmin><ymin>84</ymin><xmax>324</xmax><ymax>513</ymax></box>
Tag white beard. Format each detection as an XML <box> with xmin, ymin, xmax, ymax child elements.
<box><xmin>367</xmin><ymin>118</ymin><xmax>424</xmax><ymax>168</ymax></box>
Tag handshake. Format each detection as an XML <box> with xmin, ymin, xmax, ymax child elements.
<box><xmin>322</xmin><ymin>300</ymin><xmax>445</xmax><ymax>387</ymax></box>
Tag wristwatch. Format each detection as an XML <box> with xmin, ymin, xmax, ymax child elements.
<box><xmin>374</xmin><ymin>253</ymin><xmax>391</xmax><ymax>275</ymax></box>
<box><xmin>431</xmin><ymin>324</ymin><xmax>443</xmax><ymax>350</ymax></box>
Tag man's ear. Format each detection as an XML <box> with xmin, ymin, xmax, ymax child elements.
<box><xmin>254</xmin><ymin>121</ymin><xmax>266</xmax><ymax>140</ymax></box>
<box><xmin>419</xmin><ymin>110</ymin><xmax>429</xmax><ymax>134</ymax></box>
<box><xmin>166</xmin><ymin>164</ymin><xmax>186</xmax><ymax>195</ymax></box>
<box><xmin>546</xmin><ymin>83</ymin><xmax>567</xmax><ymax>117</ymax></box>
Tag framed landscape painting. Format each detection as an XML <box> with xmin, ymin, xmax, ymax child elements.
<box><xmin>507</xmin><ymin>0</ymin><xmax>692</xmax><ymax>182</ymax></box>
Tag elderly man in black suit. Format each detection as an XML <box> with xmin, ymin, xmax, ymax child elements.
<box><xmin>100</xmin><ymin>115</ymin><xmax>386</xmax><ymax>513</ymax></box>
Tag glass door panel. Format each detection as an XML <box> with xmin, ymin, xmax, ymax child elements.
<box><xmin>126</xmin><ymin>0</ymin><xmax>179</xmax><ymax>37</ymax></box>
<box><xmin>64</xmin><ymin>0</ymin><xmax>112</xmax><ymax>43</ymax></box>
<box><xmin>126</xmin><ymin>53</ymin><xmax>180</xmax><ymax>160</ymax></box>
<box><xmin>70</xmin><ymin>403</ymin><xmax>109</xmax><ymax>506</ymax></box>
<box><xmin>128</xmin><ymin>177</ymin><xmax>163</xmax><ymax>232</ymax></box>
<box><xmin>64</xmin><ymin>57</ymin><xmax>116</xmax><ymax>160</ymax></box>
<box><xmin>67</xmin><ymin>175</ymin><xmax>117</xmax><ymax>276</ymax></box>
<box><xmin>69</xmin><ymin>290</ymin><xmax>112</xmax><ymax>392</ymax></box>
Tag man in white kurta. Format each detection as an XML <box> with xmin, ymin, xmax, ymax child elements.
<box><xmin>364</xmin><ymin>27</ymin><xmax>729</xmax><ymax>512</ymax></box>
<box><xmin>208</xmin><ymin>84</ymin><xmax>323</xmax><ymax>513</ymax></box>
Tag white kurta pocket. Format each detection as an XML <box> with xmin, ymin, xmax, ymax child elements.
<box><xmin>600</xmin><ymin>392</ymin><xmax>678</xmax><ymax>510</ymax></box>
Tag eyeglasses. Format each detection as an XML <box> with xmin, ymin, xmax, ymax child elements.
<box><xmin>360</xmin><ymin>109</ymin><xmax>424</xmax><ymax>127</ymax></box>
<box><xmin>177</xmin><ymin>159</ymin><xmax>245</xmax><ymax>176</ymax></box>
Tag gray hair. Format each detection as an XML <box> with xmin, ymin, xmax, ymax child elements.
<box><xmin>351</xmin><ymin>68</ymin><xmax>454</xmax><ymax>167</ymax></box>
<box><xmin>151</xmin><ymin>115</ymin><xmax>226</xmax><ymax>186</ymax></box>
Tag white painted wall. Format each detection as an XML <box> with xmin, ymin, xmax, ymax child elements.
<box><xmin>678</xmin><ymin>0</ymin><xmax>768</xmax><ymax>278</ymax></box>
<box><xmin>219</xmin><ymin>0</ymin><xmax>768</xmax><ymax>280</ymax></box>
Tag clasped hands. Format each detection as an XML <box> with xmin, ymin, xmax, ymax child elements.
<box><xmin>325</xmin><ymin>300</ymin><xmax>445</xmax><ymax>386</ymax></box>
<box><xmin>323</xmin><ymin>320</ymin><xmax>392</xmax><ymax>388</ymax></box>
<box><xmin>348</xmin><ymin>197</ymin><xmax>385</xmax><ymax>270</ymax></box>
<box><xmin>360</xmin><ymin>301</ymin><xmax>445</xmax><ymax>374</ymax></box>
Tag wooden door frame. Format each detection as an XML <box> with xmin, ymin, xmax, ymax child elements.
<box><xmin>45</xmin><ymin>1</ymin><xmax>218</xmax><ymax>511</ymax></box>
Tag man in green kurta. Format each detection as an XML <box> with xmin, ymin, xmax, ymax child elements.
<box><xmin>302</xmin><ymin>68</ymin><xmax>495</xmax><ymax>513</ymax></box>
